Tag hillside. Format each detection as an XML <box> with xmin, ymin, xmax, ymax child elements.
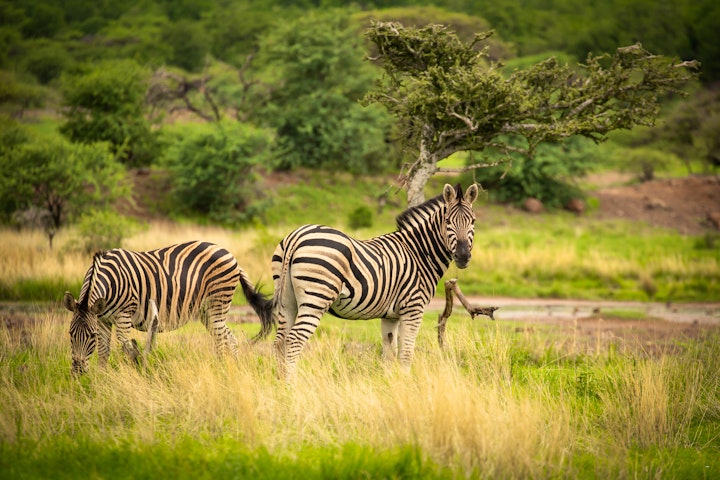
<box><xmin>121</xmin><ymin>168</ymin><xmax>720</xmax><ymax>235</ymax></box>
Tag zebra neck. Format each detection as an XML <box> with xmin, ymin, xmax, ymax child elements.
<box><xmin>397</xmin><ymin>210</ymin><xmax>452</xmax><ymax>279</ymax></box>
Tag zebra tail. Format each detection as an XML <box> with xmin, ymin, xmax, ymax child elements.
<box><xmin>238</xmin><ymin>271</ymin><xmax>275</xmax><ymax>342</ymax></box>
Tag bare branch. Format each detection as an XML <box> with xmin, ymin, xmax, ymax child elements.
<box><xmin>437</xmin><ymin>279</ymin><xmax>498</xmax><ymax>349</ymax></box>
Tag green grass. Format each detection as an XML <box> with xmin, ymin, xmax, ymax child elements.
<box><xmin>1</xmin><ymin>439</ymin><xmax>449</xmax><ymax>480</ymax></box>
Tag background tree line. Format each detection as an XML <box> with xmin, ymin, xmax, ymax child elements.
<box><xmin>0</xmin><ymin>0</ymin><xmax>716</xmax><ymax>243</ymax></box>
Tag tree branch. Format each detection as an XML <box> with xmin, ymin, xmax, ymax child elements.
<box><xmin>437</xmin><ymin>279</ymin><xmax>498</xmax><ymax>349</ymax></box>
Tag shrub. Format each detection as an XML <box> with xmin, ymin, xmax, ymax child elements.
<box><xmin>161</xmin><ymin>121</ymin><xmax>273</xmax><ymax>225</ymax></box>
<box><xmin>59</xmin><ymin>59</ymin><xmax>161</xmax><ymax>167</ymax></box>
<box><xmin>23</xmin><ymin>43</ymin><xmax>74</xmax><ymax>85</ymax></box>
<box><xmin>70</xmin><ymin>209</ymin><xmax>144</xmax><ymax>253</ymax></box>
<box><xmin>348</xmin><ymin>206</ymin><xmax>373</xmax><ymax>229</ymax></box>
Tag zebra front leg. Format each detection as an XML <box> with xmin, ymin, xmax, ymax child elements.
<box><xmin>97</xmin><ymin>319</ymin><xmax>113</xmax><ymax>368</ymax></box>
<box><xmin>381</xmin><ymin>318</ymin><xmax>399</xmax><ymax>361</ymax></box>
<box><xmin>116</xmin><ymin>317</ymin><xmax>142</xmax><ymax>365</ymax></box>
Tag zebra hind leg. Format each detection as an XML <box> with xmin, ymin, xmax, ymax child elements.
<box><xmin>202</xmin><ymin>299</ymin><xmax>239</xmax><ymax>357</ymax></box>
<box><xmin>381</xmin><ymin>318</ymin><xmax>399</xmax><ymax>361</ymax></box>
<box><xmin>282</xmin><ymin>303</ymin><xmax>326</xmax><ymax>382</ymax></box>
<box><xmin>144</xmin><ymin>299</ymin><xmax>159</xmax><ymax>356</ymax></box>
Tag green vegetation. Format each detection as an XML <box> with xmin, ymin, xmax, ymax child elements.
<box><xmin>0</xmin><ymin>132</ymin><xmax>128</xmax><ymax>232</ymax></box>
<box><xmin>59</xmin><ymin>59</ymin><xmax>160</xmax><ymax>167</ymax></box>
<box><xmin>161</xmin><ymin>121</ymin><xmax>273</xmax><ymax>225</ymax></box>
<box><xmin>2</xmin><ymin>0</ymin><xmax>718</xmax><ymax>222</ymax></box>
<box><xmin>1</xmin><ymin>310</ymin><xmax>718</xmax><ymax>478</ymax></box>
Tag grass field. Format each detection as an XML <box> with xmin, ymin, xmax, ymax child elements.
<box><xmin>2</xmin><ymin>306</ymin><xmax>719</xmax><ymax>479</ymax></box>
<box><xmin>2</xmin><ymin>174</ymin><xmax>719</xmax><ymax>478</ymax></box>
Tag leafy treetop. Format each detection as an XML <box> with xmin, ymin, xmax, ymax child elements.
<box><xmin>364</xmin><ymin>21</ymin><xmax>701</xmax><ymax>206</ymax></box>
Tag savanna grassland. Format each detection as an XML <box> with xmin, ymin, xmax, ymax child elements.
<box><xmin>1</xmin><ymin>179</ymin><xmax>720</xmax><ymax>479</ymax></box>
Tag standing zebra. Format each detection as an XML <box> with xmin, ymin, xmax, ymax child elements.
<box><xmin>254</xmin><ymin>183</ymin><xmax>479</xmax><ymax>380</ymax></box>
<box><xmin>63</xmin><ymin>240</ymin><xmax>271</xmax><ymax>375</ymax></box>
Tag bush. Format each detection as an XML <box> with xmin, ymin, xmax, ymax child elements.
<box><xmin>59</xmin><ymin>59</ymin><xmax>161</xmax><ymax>167</ymax></box>
<box><xmin>0</xmin><ymin>135</ymin><xmax>128</xmax><ymax>229</ymax></box>
<box><xmin>23</xmin><ymin>43</ymin><xmax>74</xmax><ymax>85</ymax></box>
<box><xmin>472</xmin><ymin>137</ymin><xmax>593</xmax><ymax>208</ymax></box>
<box><xmin>161</xmin><ymin>121</ymin><xmax>273</xmax><ymax>225</ymax></box>
<box><xmin>70</xmin><ymin>209</ymin><xmax>144</xmax><ymax>253</ymax></box>
<box><xmin>348</xmin><ymin>206</ymin><xmax>373</xmax><ymax>229</ymax></box>
<box><xmin>615</xmin><ymin>147</ymin><xmax>675</xmax><ymax>182</ymax></box>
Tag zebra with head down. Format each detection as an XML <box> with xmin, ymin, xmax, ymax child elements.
<box><xmin>64</xmin><ymin>240</ymin><xmax>271</xmax><ymax>375</ymax></box>
<box><xmin>253</xmin><ymin>183</ymin><xmax>479</xmax><ymax>380</ymax></box>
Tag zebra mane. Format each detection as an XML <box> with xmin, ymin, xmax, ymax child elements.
<box><xmin>79</xmin><ymin>250</ymin><xmax>106</xmax><ymax>309</ymax></box>
<box><xmin>395</xmin><ymin>194</ymin><xmax>445</xmax><ymax>231</ymax></box>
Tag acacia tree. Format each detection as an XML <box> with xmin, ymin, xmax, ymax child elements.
<box><xmin>364</xmin><ymin>21</ymin><xmax>700</xmax><ymax>206</ymax></box>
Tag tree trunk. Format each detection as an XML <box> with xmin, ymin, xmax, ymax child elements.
<box><xmin>405</xmin><ymin>150</ymin><xmax>438</xmax><ymax>207</ymax></box>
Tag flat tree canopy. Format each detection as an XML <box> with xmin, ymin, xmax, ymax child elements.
<box><xmin>364</xmin><ymin>21</ymin><xmax>700</xmax><ymax>206</ymax></box>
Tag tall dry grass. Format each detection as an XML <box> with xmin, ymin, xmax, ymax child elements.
<box><xmin>0</xmin><ymin>223</ymin><xmax>280</xmax><ymax>301</ymax></box>
<box><xmin>2</xmin><ymin>308</ymin><xmax>718</xmax><ymax>477</ymax></box>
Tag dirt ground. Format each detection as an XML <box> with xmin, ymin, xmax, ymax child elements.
<box><xmin>589</xmin><ymin>173</ymin><xmax>720</xmax><ymax>235</ymax></box>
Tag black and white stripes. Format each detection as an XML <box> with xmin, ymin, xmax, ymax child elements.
<box><xmin>256</xmin><ymin>183</ymin><xmax>479</xmax><ymax>380</ymax></box>
<box><xmin>64</xmin><ymin>240</ymin><xmax>270</xmax><ymax>375</ymax></box>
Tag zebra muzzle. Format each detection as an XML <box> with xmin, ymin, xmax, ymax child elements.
<box><xmin>454</xmin><ymin>242</ymin><xmax>471</xmax><ymax>269</ymax></box>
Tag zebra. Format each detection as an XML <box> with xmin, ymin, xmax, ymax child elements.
<box><xmin>63</xmin><ymin>240</ymin><xmax>272</xmax><ymax>375</ymax></box>
<box><xmin>253</xmin><ymin>183</ymin><xmax>479</xmax><ymax>380</ymax></box>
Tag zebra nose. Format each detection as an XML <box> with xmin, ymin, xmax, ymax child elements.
<box><xmin>454</xmin><ymin>242</ymin><xmax>471</xmax><ymax>269</ymax></box>
<box><xmin>71</xmin><ymin>359</ymin><xmax>87</xmax><ymax>375</ymax></box>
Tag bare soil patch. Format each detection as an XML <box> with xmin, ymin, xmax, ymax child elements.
<box><xmin>591</xmin><ymin>175</ymin><xmax>720</xmax><ymax>234</ymax></box>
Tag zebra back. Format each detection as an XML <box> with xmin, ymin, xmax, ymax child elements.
<box><xmin>80</xmin><ymin>241</ymin><xmax>241</xmax><ymax>330</ymax></box>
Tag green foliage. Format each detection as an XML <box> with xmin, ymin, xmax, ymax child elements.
<box><xmin>161</xmin><ymin>121</ymin><xmax>273</xmax><ymax>225</ymax></box>
<box><xmin>652</xmin><ymin>88</ymin><xmax>720</xmax><ymax>173</ymax></box>
<box><xmin>0</xmin><ymin>115</ymin><xmax>30</xmax><ymax>154</ymax></box>
<box><xmin>206</xmin><ymin>3</ymin><xmax>277</xmax><ymax>65</ymax></box>
<box><xmin>348</xmin><ymin>205</ymin><xmax>373</xmax><ymax>230</ymax></box>
<box><xmin>19</xmin><ymin>1</ymin><xmax>66</xmax><ymax>39</ymax></box>
<box><xmin>161</xmin><ymin>20</ymin><xmax>211</xmax><ymax>72</ymax></box>
<box><xmin>0</xmin><ymin>70</ymin><xmax>46</xmax><ymax>115</ymax></box>
<box><xmin>472</xmin><ymin>137</ymin><xmax>595</xmax><ymax>207</ymax></box>
<box><xmin>0</xmin><ymin>134</ymin><xmax>129</xmax><ymax>228</ymax></box>
<box><xmin>365</xmin><ymin>21</ymin><xmax>699</xmax><ymax>203</ymax></box>
<box><xmin>615</xmin><ymin>147</ymin><xmax>676</xmax><ymax>182</ymax></box>
<box><xmin>356</xmin><ymin>5</ymin><xmax>514</xmax><ymax>61</ymax></box>
<box><xmin>256</xmin><ymin>9</ymin><xmax>393</xmax><ymax>175</ymax></box>
<box><xmin>59</xmin><ymin>59</ymin><xmax>161</xmax><ymax>167</ymax></box>
<box><xmin>69</xmin><ymin>209</ymin><xmax>144</xmax><ymax>253</ymax></box>
<box><xmin>22</xmin><ymin>41</ymin><xmax>75</xmax><ymax>84</ymax></box>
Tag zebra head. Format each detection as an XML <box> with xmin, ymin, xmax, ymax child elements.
<box><xmin>442</xmin><ymin>183</ymin><xmax>479</xmax><ymax>269</ymax></box>
<box><xmin>63</xmin><ymin>291</ymin><xmax>107</xmax><ymax>375</ymax></box>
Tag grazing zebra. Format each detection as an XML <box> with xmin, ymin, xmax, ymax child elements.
<box><xmin>63</xmin><ymin>240</ymin><xmax>271</xmax><ymax>375</ymax></box>
<box><xmin>254</xmin><ymin>183</ymin><xmax>479</xmax><ymax>380</ymax></box>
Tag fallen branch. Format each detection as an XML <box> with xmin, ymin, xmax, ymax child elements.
<box><xmin>437</xmin><ymin>278</ymin><xmax>498</xmax><ymax>349</ymax></box>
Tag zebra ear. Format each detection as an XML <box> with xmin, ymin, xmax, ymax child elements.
<box><xmin>63</xmin><ymin>292</ymin><xmax>77</xmax><ymax>312</ymax></box>
<box><xmin>464</xmin><ymin>184</ymin><xmax>479</xmax><ymax>204</ymax></box>
<box><xmin>442</xmin><ymin>184</ymin><xmax>457</xmax><ymax>203</ymax></box>
<box><xmin>90</xmin><ymin>298</ymin><xmax>107</xmax><ymax>315</ymax></box>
